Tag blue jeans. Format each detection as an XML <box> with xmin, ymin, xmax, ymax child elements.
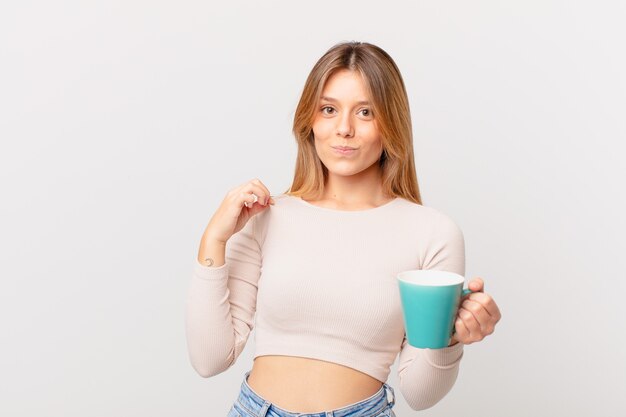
<box><xmin>227</xmin><ymin>370</ymin><xmax>397</xmax><ymax>417</ymax></box>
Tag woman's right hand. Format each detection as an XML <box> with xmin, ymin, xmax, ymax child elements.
<box><xmin>203</xmin><ymin>178</ymin><xmax>275</xmax><ymax>245</ymax></box>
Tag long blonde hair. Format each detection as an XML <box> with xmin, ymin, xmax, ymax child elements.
<box><xmin>284</xmin><ymin>41</ymin><xmax>422</xmax><ymax>205</ymax></box>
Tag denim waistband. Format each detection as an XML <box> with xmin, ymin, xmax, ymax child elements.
<box><xmin>233</xmin><ymin>370</ymin><xmax>395</xmax><ymax>417</ymax></box>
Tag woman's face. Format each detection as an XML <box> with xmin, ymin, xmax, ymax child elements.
<box><xmin>311</xmin><ymin>69</ymin><xmax>384</xmax><ymax>180</ymax></box>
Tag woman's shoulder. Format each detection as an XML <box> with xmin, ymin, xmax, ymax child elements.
<box><xmin>270</xmin><ymin>193</ymin><xmax>294</xmax><ymax>205</ymax></box>
<box><xmin>395</xmin><ymin>198</ymin><xmax>463</xmax><ymax>235</ymax></box>
<box><xmin>394</xmin><ymin>197</ymin><xmax>454</xmax><ymax>217</ymax></box>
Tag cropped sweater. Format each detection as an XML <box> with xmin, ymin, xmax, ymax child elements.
<box><xmin>185</xmin><ymin>194</ymin><xmax>466</xmax><ymax>410</ymax></box>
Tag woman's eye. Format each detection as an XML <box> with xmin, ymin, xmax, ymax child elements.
<box><xmin>359</xmin><ymin>108</ymin><xmax>372</xmax><ymax>117</ymax></box>
<box><xmin>321</xmin><ymin>106</ymin><xmax>335</xmax><ymax>115</ymax></box>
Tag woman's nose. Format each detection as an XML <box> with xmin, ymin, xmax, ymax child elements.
<box><xmin>336</xmin><ymin>114</ymin><xmax>354</xmax><ymax>137</ymax></box>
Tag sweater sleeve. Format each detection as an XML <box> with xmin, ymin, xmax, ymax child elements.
<box><xmin>396</xmin><ymin>212</ymin><xmax>466</xmax><ymax>410</ymax></box>
<box><xmin>185</xmin><ymin>215</ymin><xmax>262</xmax><ymax>378</ymax></box>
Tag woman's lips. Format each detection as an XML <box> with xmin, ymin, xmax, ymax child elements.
<box><xmin>332</xmin><ymin>146</ymin><xmax>357</xmax><ymax>155</ymax></box>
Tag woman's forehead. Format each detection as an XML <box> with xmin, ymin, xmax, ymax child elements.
<box><xmin>320</xmin><ymin>70</ymin><xmax>371</xmax><ymax>102</ymax></box>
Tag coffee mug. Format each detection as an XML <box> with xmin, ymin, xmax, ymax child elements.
<box><xmin>397</xmin><ymin>269</ymin><xmax>471</xmax><ymax>349</ymax></box>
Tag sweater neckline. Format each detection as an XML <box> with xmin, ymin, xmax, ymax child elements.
<box><xmin>290</xmin><ymin>195</ymin><xmax>401</xmax><ymax>213</ymax></box>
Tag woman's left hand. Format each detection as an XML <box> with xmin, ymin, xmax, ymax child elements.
<box><xmin>449</xmin><ymin>277</ymin><xmax>501</xmax><ymax>346</ymax></box>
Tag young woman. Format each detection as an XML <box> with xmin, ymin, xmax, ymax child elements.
<box><xmin>186</xmin><ymin>41</ymin><xmax>501</xmax><ymax>417</ymax></box>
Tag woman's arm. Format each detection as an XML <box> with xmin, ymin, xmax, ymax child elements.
<box><xmin>185</xmin><ymin>215</ymin><xmax>262</xmax><ymax>377</ymax></box>
<box><xmin>396</xmin><ymin>212</ymin><xmax>466</xmax><ymax>410</ymax></box>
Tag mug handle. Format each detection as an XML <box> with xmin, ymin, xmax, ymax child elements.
<box><xmin>451</xmin><ymin>288</ymin><xmax>473</xmax><ymax>335</ymax></box>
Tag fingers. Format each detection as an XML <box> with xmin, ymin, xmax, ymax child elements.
<box><xmin>457</xmin><ymin>307</ymin><xmax>482</xmax><ymax>343</ymax></box>
<box><xmin>242</xmin><ymin>191</ymin><xmax>261</xmax><ymax>208</ymax></box>
<box><xmin>454</xmin><ymin>279</ymin><xmax>501</xmax><ymax>346</ymax></box>
<box><xmin>454</xmin><ymin>316</ymin><xmax>471</xmax><ymax>343</ymax></box>
<box><xmin>233</xmin><ymin>178</ymin><xmax>274</xmax><ymax>207</ymax></box>
<box><xmin>449</xmin><ymin>332</ymin><xmax>459</xmax><ymax>346</ymax></box>
<box><xmin>247</xmin><ymin>178</ymin><xmax>272</xmax><ymax>203</ymax></box>
<box><xmin>457</xmin><ymin>295</ymin><xmax>499</xmax><ymax>343</ymax></box>
<box><xmin>461</xmin><ymin>298</ymin><xmax>490</xmax><ymax>318</ymax></box>
<box><xmin>466</xmin><ymin>292</ymin><xmax>501</xmax><ymax>322</ymax></box>
<box><xmin>469</xmin><ymin>277</ymin><xmax>484</xmax><ymax>292</ymax></box>
<box><xmin>460</xmin><ymin>299</ymin><xmax>491</xmax><ymax>333</ymax></box>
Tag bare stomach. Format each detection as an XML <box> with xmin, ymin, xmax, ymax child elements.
<box><xmin>246</xmin><ymin>355</ymin><xmax>384</xmax><ymax>413</ymax></box>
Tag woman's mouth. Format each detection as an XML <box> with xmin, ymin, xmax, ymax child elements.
<box><xmin>332</xmin><ymin>146</ymin><xmax>357</xmax><ymax>155</ymax></box>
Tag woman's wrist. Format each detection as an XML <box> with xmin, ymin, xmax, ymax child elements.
<box><xmin>197</xmin><ymin>238</ymin><xmax>226</xmax><ymax>267</ymax></box>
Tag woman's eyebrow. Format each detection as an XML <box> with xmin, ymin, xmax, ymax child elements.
<box><xmin>320</xmin><ymin>96</ymin><xmax>370</xmax><ymax>106</ymax></box>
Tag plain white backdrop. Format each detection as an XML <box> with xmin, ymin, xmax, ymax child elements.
<box><xmin>1</xmin><ymin>1</ymin><xmax>624</xmax><ymax>416</ymax></box>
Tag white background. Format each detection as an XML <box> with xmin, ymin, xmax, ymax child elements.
<box><xmin>1</xmin><ymin>1</ymin><xmax>624</xmax><ymax>416</ymax></box>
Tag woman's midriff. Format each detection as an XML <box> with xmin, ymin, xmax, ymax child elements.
<box><xmin>246</xmin><ymin>355</ymin><xmax>384</xmax><ymax>413</ymax></box>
